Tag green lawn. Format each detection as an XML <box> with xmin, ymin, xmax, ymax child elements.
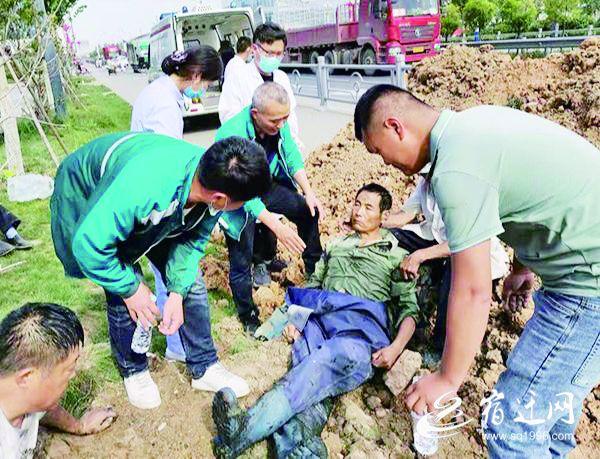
<box><xmin>0</xmin><ymin>79</ymin><xmax>236</xmax><ymax>416</ymax></box>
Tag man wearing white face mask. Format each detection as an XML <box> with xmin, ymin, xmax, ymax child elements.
<box><xmin>218</xmin><ymin>22</ymin><xmax>301</xmax><ymax>149</ymax></box>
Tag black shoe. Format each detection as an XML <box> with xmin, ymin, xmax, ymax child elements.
<box><xmin>6</xmin><ymin>233</ymin><xmax>33</xmax><ymax>250</ymax></box>
<box><xmin>242</xmin><ymin>319</ymin><xmax>261</xmax><ymax>336</ymax></box>
<box><xmin>267</xmin><ymin>258</ymin><xmax>288</xmax><ymax>273</ymax></box>
<box><xmin>252</xmin><ymin>262</ymin><xmax>271</xmax><ymax>287</ymax></box>
<box><xmin>0</xmin><ymin>240</ymin><xmax>15</xmax><ymax>257</ymax></box>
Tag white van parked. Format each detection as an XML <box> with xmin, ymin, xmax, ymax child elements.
<box><xmin>148</xmin><ymin>7</ymin><xmax>254</xmax><ymax>117</ymax></box>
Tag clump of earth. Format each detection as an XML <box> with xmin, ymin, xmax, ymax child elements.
<box><xmin>44</xmin><ymin>41</ymin><xmax>600</xmax><ymax>458</ymax></box>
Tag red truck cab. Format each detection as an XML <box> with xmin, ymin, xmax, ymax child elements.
<box><xmin>360</xmin><ymin>0</ymin><xmax>441</xmax><ymax>63</ymax></box>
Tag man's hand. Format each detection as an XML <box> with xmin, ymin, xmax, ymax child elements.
<box><xmin>372</xmin><ymin>345</ymin><xmax>402</xmax><ymax>369</ymax></box>
<box><xmin>123</xmin><ymin>283</ymin><xmax>160</xmax><ymax>329</ymax></box>
<box><xmin>305</xmin><ymin>191</ymin><xmax>325</xmax><ymax>222</ymax></box>
<box><xmin>283</xmin><ymin>324</ymin><xmax>300</xmax><ymax>343</ymax></box>
<box><xmin>273</xmin><ymin>222</ymin><xmax>306</xmax><ymax>255</ymax></box>
<box><xmin>502</xmin><ymin>269</ymin><xmax>535</xmax><ymax>313</ymax></box>
<box><xmin>401</xmin><ymin>250</ymin><xmax>425</xmax><ymax>280</ymax></box>
<box><xmin>405</xmin><ymin>371</ymin><xmax>459</xmax><ymax>414</ymax></box>
<box><xmin>159</xmin><ymin>293</ymin><xmax>184</xmax><ymax>335</ymax></box>
<box><xmin>76</xmin><ymin>407</ymin><xmax>117</xmax><ymax>435</ymax></box>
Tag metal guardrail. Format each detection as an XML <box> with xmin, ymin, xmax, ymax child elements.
<box><xmin>454</xmin><ymin>35</ymin><xmax>595</xmax><ymax>52</ymax></box>
<box><xmin>280</xmin><ymin>56</ymin><xmax>411</xmax><ymax>106</ymax></box>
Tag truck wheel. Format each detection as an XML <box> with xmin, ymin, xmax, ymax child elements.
<box><xmin>324</xmin><ymin>50</ymin><xmax>336</xmax><ymax>74</ymax></box>
<box><xmin>340</xmin><ymin>49</ymin><xmax>354</xmax><ymax>67</ymax></box>
<box><xmin>309</xmin><ymin>51</ymin><xmax>320</xmax><ymax>74</ymax></box>
<box><xmin>360</xmin><ymin>47</ymin><xmax>376</xmax><ymax>76</ymax></box>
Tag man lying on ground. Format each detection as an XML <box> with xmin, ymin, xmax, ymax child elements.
<box><xmin>211</xmin><ymin>183</ymin><xmax>419</xmax><ymax>459</ymax></box>
<box><xmin>0</xmin><ymin>303</ymin><xmax>116</xmax><ymax>459</ymax></box>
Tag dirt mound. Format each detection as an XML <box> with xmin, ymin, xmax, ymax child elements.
<box><xmin>409</xmin><ymin>37</ymin><xmax>600</xmax><ymax>147</ymax></box>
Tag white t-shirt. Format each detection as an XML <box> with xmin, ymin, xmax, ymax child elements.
<box><xmin>223</xmin><ymin>54</ymin><xmax>246</xmax><ymax>82</ymax></box>
<box><xmin>403</xmin><ymin>176</ymin><xmax>510</xmax><ymax>280</ymax></box>
<box><xmin>0</xmin><ymin>409</ymin><xmax>45</xmax><ymax>459</ymax></box>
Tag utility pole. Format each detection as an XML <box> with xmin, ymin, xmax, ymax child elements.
<box><xmin>33</xmin><ymin>0</ymin><xmax>67</xmax><ymax>120</ymax></box>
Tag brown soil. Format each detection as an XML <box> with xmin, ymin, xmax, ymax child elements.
<box><xmin>45</xmin><ymin>40</ymin><xmax>599</xmax><ymax>458</ymax></box>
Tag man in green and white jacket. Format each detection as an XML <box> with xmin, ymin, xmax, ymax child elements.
<box><xmin>215</xmin><ymin>82</ymin><xmax>323</xmax><ymax>333</ymax></box>
<box><xmin>50</xmin><ymin>132</ymin><xmax>271</xmax><ymax>409</ymax></box>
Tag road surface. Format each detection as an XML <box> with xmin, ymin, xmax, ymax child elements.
<box><xmin>92</xmin><ymin>69</ymin><xmax>368</xmax><ymax>154</ymax></box>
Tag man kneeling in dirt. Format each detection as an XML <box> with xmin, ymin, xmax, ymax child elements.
<box><xmin>0</xmin><ymin>303</ymin><xmax>116</xmax><ymax>459</ymax></box>
<box><xmin>211</xmin><ymin>183</ymin><xmax>419</xmax><ymax>458</ymax></box>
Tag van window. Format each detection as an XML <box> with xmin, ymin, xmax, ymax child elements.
<box><xmin>184</xmin><ymin>39</ymin><xmax>201</xmax><ymax>50</ymax></box>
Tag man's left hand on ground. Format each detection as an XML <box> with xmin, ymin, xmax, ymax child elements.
<box><xmin>372</xmin><ymin>345</ymin><xmax>401</xmax><ymax>369</ymax></box>
<box><xmin>305</xmin><ymin>191</ymin><xmax>325</xmax><ymax>222</ymax></box>
<box><xmin>401</xmin><ymin>250</ymin><xmax>425</xmax><ymax>280</ymax></box>
<box><xmin>159</xmin><ymin>293</ymin><xmax>184</xmax><ymax>335</ymax></box>
<box><xmin>405</xmin><ymin>370</ymin><xmax>459</xmax><ymax>414</ymax></box>
<box><xmin>77</xmin><ymin>407</ymin><xmax>117</xmax><ymax>435</ymax></box>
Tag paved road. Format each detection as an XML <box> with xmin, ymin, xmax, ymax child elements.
<box><xmin>92</xmin><ymin>69</ymin><xmax>357</xmax><ymax>154</ymax></box>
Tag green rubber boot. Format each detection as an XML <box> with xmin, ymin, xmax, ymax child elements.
<box><xmin>212</xmin><ymin>386</ymin><xmax>294</xmax><ymax>459</ymax></box>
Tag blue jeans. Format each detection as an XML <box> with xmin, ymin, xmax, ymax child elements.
<box><xmin>484</xmin><ymin>289</ymin><xmax>600</xmax><ymax>458</ymax></box>
<box><xmin>149</xmin><ymin>262</ymin><xmax>185</xmax><ymax>357</ymax></box>
<box><xmin>283</xmin><ymin>335</ymin><xmax>374</xmax><ymax>413</ymax></box>
<box><xmin>105</xmin><ymin>267</ymin><xmax>218</xmax><ymax>379</ymax></box>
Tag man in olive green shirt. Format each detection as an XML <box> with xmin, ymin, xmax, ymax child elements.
<box><xmin>212</xmin><ymin>183</ymin><xmax>418</xmax><ymax>459</ymax></box>
<box><xmin>354</xmin><ymin>84</ymin><xmax>600</xmax><ymax>458</ymax></box>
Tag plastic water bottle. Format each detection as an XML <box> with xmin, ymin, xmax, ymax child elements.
<box><xmin>131</xmin><ymin>295</ymin><xmax>157</xmax><ymax>354</ymax></box>
<box><xmin>411</xmin><ymin>376</ymin><xmax>439</xmax><ymax>456</ymax></box>
<box><xmin>411</xmin><ymin>411</ymin><xmax>439</xmax><ymax>456</ymax></box>
<box><xmin>131</xmin><ymin>321</ymin><xmax>152</xmax><ymax>354</ymax></box>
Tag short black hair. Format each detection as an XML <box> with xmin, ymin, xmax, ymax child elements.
<box><xmin>197</xmin><ymin>137</ymin><xmax>272</xmax><ymax>202</ymax></box>
<box><xmin>354</xmin><ymin>84</ymin><xmax>427</xmax><ymax>141</ymax></box>
<box><xmin>253</xmin><ymin>22</ymin><xmax>287</xmax><ymax>47</ymax></box>
<box><xmin>236</xmin><ymin>36</ymin><xmax>252</xmax><ymax>54</ymax></box>
<box><xmin>162</xmin><ymin>45</ymin><xmax>223</xmax><ymax>81</ymax></box>
<box><xmin>355</xmin><ymin>183</ymin><xmax>393</xmax><ymax>212</ymax></box>
<box><xmin>0</xmin><ymin>303</ymin><xmax>84</xmax><ymax>376</ymax></box>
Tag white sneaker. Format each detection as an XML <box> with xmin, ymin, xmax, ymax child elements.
<box><xmin>191</xmin><ymin>362</ymin><xmax>250</xmax><ymax>398</ymax></box>
<box><xmin>165</xmin><ymin>348</ymin><xmax>186</xmax><ymax>363</ymax></box>
<box><xmin>123</xmin><ymin>370</ymin><xmax>161</xmax><ymax>409</ymax></box>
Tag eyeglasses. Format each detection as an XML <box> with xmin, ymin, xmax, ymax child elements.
<box><xmin>255</xmin><ymin>42</ymin><xmax>284</xmax><ymax>58</ymax></box>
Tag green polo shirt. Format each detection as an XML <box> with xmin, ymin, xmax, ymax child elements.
<box><xmin>306</xmin><ymin>229</ymin><xmax>419</xmax><ymax>331</ymax></box>
<box><xmin>430</xmin><ymin>106</ymin><xmax>600</xmax><ymax>297</ymax></box>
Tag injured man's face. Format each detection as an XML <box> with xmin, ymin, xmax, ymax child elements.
<box><xmin>351</xmin><ymin>190</ymin><xmax>385</xmax><ymax>234</ymax></box>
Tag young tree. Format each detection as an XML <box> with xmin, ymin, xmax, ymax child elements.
<box><xmin>442</xmin><ymin>3</ymin><xmax>463</xmax><ymax>39</ymax></box>
<box><xmin>543</xmin><ymin>0</ymin><xmax>589</xmax><ymax>29</ymax></box>
<box><xmin>499</xmin><ymin>0</ymin><xmax>538</xmax><ymax>36</ymax></box>
<box><xmin>463</xmin><ymin>0</ymin><xmax>498</xmax><ymax>32</ymax></box>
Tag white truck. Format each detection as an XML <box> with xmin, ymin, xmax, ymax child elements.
<box><xmin>148</xmin><ymin>6</ymin><xmax>254</xmax><ymax>117</ymax></box>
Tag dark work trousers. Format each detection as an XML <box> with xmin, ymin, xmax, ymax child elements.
<box><xmin>0</xmin><ymin>204</ymin><xmax>20</xmax><ymax>236</ymax></box>
<box><xmin>253</xmin><ymin>222</ymin><xmax>277</xmax><ymax>265</ymax></box>
<box><xmin>388</xmin><ymin>228</ymin><xmax>450</xmax><ymax>351</ymax></box>
<box><xmin>103</xmin><ymin>239</ymin><xmax>218</xmax><ymax>379</ymax></box>
<box><xmin>225</xmin><ymin>182</ymin><xmax>323</xmax><ymax>324</ymax></box>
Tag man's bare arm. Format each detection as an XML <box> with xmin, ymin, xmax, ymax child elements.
<box><xmin>406</xmin><ymin>239</ymin><xmax>492</xmax><ymax>413</ymax></box>
<box><xmin>42</xmin><ymin>405</ymin><xmax>116</xmax><ymax>435</ymax></box>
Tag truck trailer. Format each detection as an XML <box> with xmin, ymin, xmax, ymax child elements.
<box><xmin>264</xmin><ymin>0</ymin><xmax>441</xmax><ymax>68</ymax></box>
